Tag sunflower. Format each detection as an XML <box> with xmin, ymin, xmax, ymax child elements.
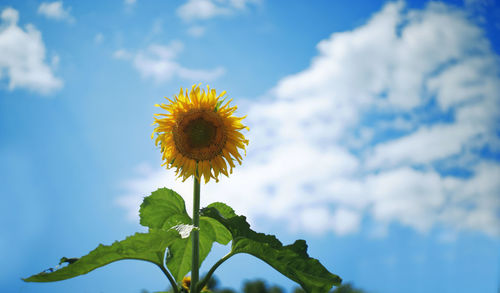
<box><xmin>181</xmin><ymin>276</ymin><xmax>209</xmax><ymax>292</ymax></box>
<box><xmin>153</xmin><ymin>84</ymin><xmax>249</xmax><ymax>183</ymax></box>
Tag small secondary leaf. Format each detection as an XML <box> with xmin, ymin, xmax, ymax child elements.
<box><xmin>201</xmin><ymin>203</ymin><xmax>342</xmax><ymax>293</ymax></box>
<box><xmin>23</xmin><ymin>230</ymin><xmax>179</xmax><ymax>282</ymax></box>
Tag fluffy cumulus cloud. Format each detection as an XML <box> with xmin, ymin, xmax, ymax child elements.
<box><xmin>113</xmin><ymin>41</ymin><xmax>225</xmax><ymax>82</ymax></box>
<box><xmin>117</xmin><ymin>2</ymin><xmax>500</xmax><ymax>237</ymax></box>
<box><xmin>0</xmin><ymin>7</ymin><xmax>63</xmax><ymax>94</ymax></box>
<box><xmin>37</xmin><ymin>1</ymin><xmax>74</xmax><ymax>23</ymax></box>
<box><xmin>177</xmin><ymin>0</ymin><xmax>260</xmax><ymax>21</ymax></box>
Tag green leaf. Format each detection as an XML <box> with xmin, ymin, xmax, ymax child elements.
<box><xmin>140</xmin><ymin>188</ymin><xmax>232</xmax><ymax>282</ymax></box>
<box><xmin>140</xmin><ymin>188</ymin><xmax>191</xmax><ymax>230</ymax></box>
<box><xmin>166</xmin><ymin>217</ymin><xmax>232</xmax><ymax>282</ymax></box>
<box><xmin>23</xmin><ymin>230</ymin><xmax>179</xmax><ymax>282</ymax></box>
<box><xmin>201</xmin><ymin>203</ymin><xmax>342</xmax><ymax>293</ymax></box>
<box><xmin>206</xmin><ymin>202</ymin><xmax>237</xmax><ymax>218</ymax></box>
<box><xmin>202</xmin><ymin>217</ymin><xmax>232</xmax><ymax>245</ymax></box>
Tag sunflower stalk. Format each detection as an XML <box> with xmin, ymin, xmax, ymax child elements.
<box><xmin>191</xmin><ymin>166</ymin><xmax>201</xmax><ymax>293</ymax></box>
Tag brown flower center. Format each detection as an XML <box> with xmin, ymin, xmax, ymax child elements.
<box><xmin>173</xmin><ymin>109</ymin><xmax>226</xmax><ymax>161</ymax></box>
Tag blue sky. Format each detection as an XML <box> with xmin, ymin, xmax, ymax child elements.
<box><xmin>1</xmin><ymin>0</ymin><xmax>500</xmax><ymax>292</ymax></box>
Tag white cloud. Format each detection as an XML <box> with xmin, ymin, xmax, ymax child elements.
<box><xmin>331</xmin><ymin>209</ymin><xmax>362</xmax><ymax>236</ymax></box>
<box><xmin>125</xmin><ymin>0</ymin><xmax>137</xmax><ymax>5</ymax></box>
<box><xmin>1</xmin><ymin>7</ymin><xmax>18</xmax><ymax>23</ymax></box>
<box><xmin>115</xmin><ymin>163</ymin><xmax>193</xmax><ymax>221</ymax></box>
<box><xmin>178</xmin><ymin>0</ymin><xmax>229</xmax><ymax>21</ymax></box>
<box><xmin>37</xmin><ymin>1</ymin><xmax>75</xmax><ymax>23</ymax></box>
<box><xmin>0</xmin><ymin>7</ymin><xmax>63</xmax><ymax>94</ymax></box>
<box><xmin>177</xmin><ymin>0</ymin><xmax>259</xmax><ymax>21</ymax></box>
<box><xmin>366</xmin><ymin>123</ymin><xmax>478</xmax><ymax>169</ymax></box>
<box><xmin>113</xmin><ymin>49</ymin><xmax>132</xmax><ymax>60</ymax></box>
<box><xmin>117</xmin><ymin>1</ymin><xmax>500</xmax><ymax>238</ymax></box>
<box><xmin>187</xmin><ymin>25</ymin><xmax>206</xmax><ymax>37</ymax></box>
<box><xmin>114</xmin><ymin>41</ymin><xmax>225</xmax><ymax>82</ymax></box>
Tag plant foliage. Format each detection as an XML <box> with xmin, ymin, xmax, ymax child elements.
<box><xmin>24</xmin><ymin>188</ymin><xmax>341</xmax><ymax>292</ymax></box>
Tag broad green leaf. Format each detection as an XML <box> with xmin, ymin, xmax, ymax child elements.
<box><xmin>140</xmin><ymin>188</ymin><xmax>232</xmax><ymax>282</ymax></box>
<box><xmin>23</xmin><ymin>230</ymin><xmax>179</xmax><ymax>282</ymax></box>
<box><xmin>166</xmin><ymin>216</ymin><xmax>232</xmax><ymax>282</ymax></box>
<box><xmin>140</xmin><ymin>188</ymin><xmax>191</xmax><ymax>230</ymax></box>
<box><xmin>202</xmin><ymin>217</ymin><xmax>232</xmax><ymax>245</ymax></box>
<box><xmin>201</xmin><ymin>203</ymin><xmax>342</xmax><ymax>293</ymax></box>
<box><xmin>206</xmin><ymin>202</ymin><xmax>237</xmax><ymax>218</ymax></box>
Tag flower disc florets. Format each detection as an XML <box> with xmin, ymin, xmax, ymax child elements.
<box><xmin>153</xmin><ymin>84</ymin><xmax>249</xmax><ymax>183</ymax></box>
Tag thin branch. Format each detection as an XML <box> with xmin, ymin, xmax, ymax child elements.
<box><xmin>157</xmin><ymin>264</ymin><xmax>179</xmax><ymax>293</ymax></box>
<box><xmin>197</xmin><ymin>252</ymin><xmax>235</xmax><ymax>292</ymax></box>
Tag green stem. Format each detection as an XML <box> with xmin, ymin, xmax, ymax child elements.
<box><xmin>196</xmin><ymin>252</ymin><xmax>235</xmax><ymax>292</ymax></box>
<box><xmin>157</xmin><ymin>264</ymin><xmax>179</xmax><ymax>293</ymax></box>
<box><xmin>191</xmin><ymin>167</ymin><xmax>201</xmax><ymax>293</ymax></box>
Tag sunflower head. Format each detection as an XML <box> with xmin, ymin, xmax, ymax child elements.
<box><xmin>153</xmin><ymin>84</ymin><xmax>249</xmax><ymax>183</ymax></box>
<box><xmin>181</xmin><ymin>276</ymin><xmax>191</xmax><ymax>291</ymax></box>
<box><xmin>181</xmin><ymin>276</ymin><xmax>210</xmax><ymax>292</ymax></box>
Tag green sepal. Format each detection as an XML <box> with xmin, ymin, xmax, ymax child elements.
<box><xmin>201</xmin><ymin>202</ymin><xmax>342</xmax><ymax>293</ymax></box>
<box><xmin>23</xmin><ymin>230</ymin><xmax>179</xmax><ymax>282</ymax></box>
<box><xmin>214</xmin><ymin>97</ymin><xmax>226</xmax><ymax>111</ymax></box>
